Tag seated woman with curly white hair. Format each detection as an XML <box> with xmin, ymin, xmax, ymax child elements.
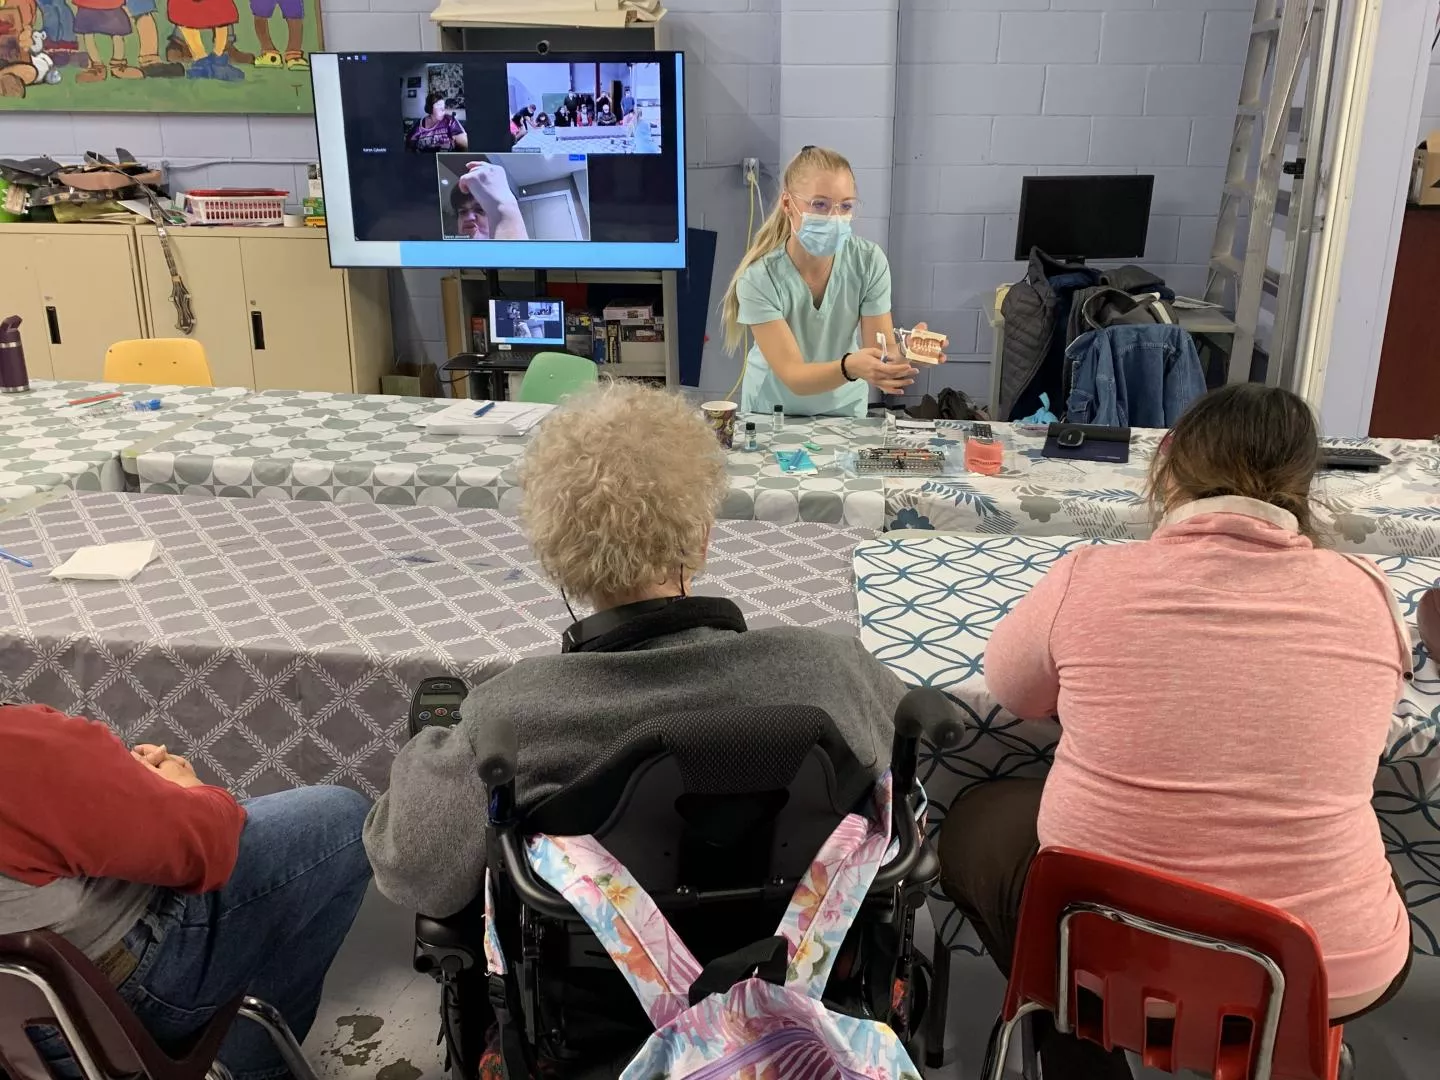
<box><xmin>363</xmin><ymin>381</ymin><xmax>906</xmax><ymax>918</ymax></box>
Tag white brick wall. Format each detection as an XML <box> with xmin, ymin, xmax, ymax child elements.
<box><xmin>889</xmin><ymin>2</ymin><xmax>1254</xmax><ymax>404</ymax></box>
<box><xmin>0</xmin><ymin>0</ymin><xmax>1266</xmax><ymax>404</ymax></box>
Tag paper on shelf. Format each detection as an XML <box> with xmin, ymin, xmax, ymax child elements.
<box><xmin>50</xmin><ymin>541</ymin><xmax>160</xmax><ymax>582</ymax></box>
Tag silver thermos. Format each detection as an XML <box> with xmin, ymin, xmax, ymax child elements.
<box><xmin>0</xmin><ymin>316</ymin><xmax>30</xmax><ymax>393</ymax></box>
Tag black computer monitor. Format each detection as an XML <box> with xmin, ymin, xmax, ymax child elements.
<box><xmin>488</xmin><ymin>298</ymin><xmax>565</xmax><ymax>347</ymax></box>
<box><xmin>1014</xmin><ymin>175</ymin><xmax>1154</xmax><ymax>262</ymax></box>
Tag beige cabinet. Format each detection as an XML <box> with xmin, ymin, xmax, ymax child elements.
<box><xmin>138</xmin><ymin>232</ymin><xmax>254</xmax><ymax>389</ymax></box>
<box><xmin>137</xmin><ymin>226</ymin><xmax>392</xmax><ymax>394</ymax></box>
<box><xmin>0</xmin><ymin>224</ymin><xmax>146</xmax><ymax>381</ymax></box>
<box><xmin>0</xmin><ymin>223</ymin><xmax>392</xmax><ymax>392</ymax></box>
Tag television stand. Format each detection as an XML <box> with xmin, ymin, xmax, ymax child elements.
<box><xmin>442</xmin><ymin>267</ymin><xmax>677</xmax><ymax>393</ymax></box>
<box><xmin>440</xmin><ymin>352</ymin><xmax>532</xmax><ymax>401</ymax></box>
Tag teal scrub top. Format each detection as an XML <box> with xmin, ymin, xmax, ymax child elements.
<box><xmin>736</xmin><ymin>235</ymin><xmax>892</xmax><ymax>418</ymax></box>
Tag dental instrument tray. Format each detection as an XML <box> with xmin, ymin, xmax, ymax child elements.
<box><xmin>854</xmin><ymin>447</ymin><xmax>946</xmax><ymax>475</ymax></box>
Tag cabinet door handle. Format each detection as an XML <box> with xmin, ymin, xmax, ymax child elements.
<box><xmin>250</xmin><ymin>311</ymin><xmax>266</xmax><ymax>350</ymax></box>
<box><xmin>45</xmin><ymin>306</ymin><xmax>60</xmax><ymax>345</ymax></box>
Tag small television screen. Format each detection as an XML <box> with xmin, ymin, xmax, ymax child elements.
<box><xmin>310</xmin><ymin>51</ymin><xmax>687</xmax><ymax>270</ymax></box>
<box><xmin>1014</xmin><ymin>175</ymin><xmax>1154</xmax><ymax>262</ymax></box>
<box><xmin>489</xmin><ymin>299</ymin><xmax>566</xmax><ymax>347</ymax></box>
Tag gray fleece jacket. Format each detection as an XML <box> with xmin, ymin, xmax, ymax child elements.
<box><xmin>363</xmin><ymin>624</ymin><xmax>905</xmax><ymax>917</ymax></box>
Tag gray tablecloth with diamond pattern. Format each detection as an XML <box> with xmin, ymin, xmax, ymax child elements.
<box><xmin>854</xmin><ymin>531</ymin><xmax>1440</xmax><ymax>1047</ymax></box>
<box><xmin>0</xmin><ymin>492</ymin><xmax>864</xmax><ymax>797</ymax></box>
<box><xmin>886</xmin><ymin>422</ymin><xmax>1440</xmax><ymax>556</ymax></box>
<box><xmin>0</xmin><ymin>380</ymin><xmax>251</xmax><ymax>513</ymax></box>
<box><xmin>131</xmin><ymin>391</ymin><xmax>893</xmax><ymax>528</ymax></box>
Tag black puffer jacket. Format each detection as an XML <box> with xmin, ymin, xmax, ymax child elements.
<box><xmin>997</xmin><ymin>249</ymin><xmax>1098</xmax><ymax>421</ymax></box>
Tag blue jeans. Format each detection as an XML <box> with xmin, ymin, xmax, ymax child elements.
<box><xmin>32</xmin><ymin>786</ymin><xmax>372</xmax><ymax>1080</ymax></box>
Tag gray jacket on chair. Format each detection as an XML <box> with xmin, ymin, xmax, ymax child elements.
<box><xmin>362</xmin><ymin>624</ymin><xmax>907</xmax><ymax>918</ymax></box>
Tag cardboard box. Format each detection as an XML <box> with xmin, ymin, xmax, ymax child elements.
<box><xmin>1414</xmin><ymin>132</ymin><xmax>1440</xmax><ymax>206</ymax></box>
<box><xmin>602</xmin><ymin>303</ymin><xmax>653</xmax><ymax>324</ymax></box>
<box><xmin>618</xmin><ymin>340</ymin><xmax>666</xmax><ymax>377</ymax></box>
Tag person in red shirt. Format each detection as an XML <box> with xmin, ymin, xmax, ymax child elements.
<box><xmin>0</xmin><ymin>704</ymin><xmax>372</xmax><ymax>1080</ymax></box>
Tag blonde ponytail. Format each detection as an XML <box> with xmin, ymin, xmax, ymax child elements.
<box><xmin>719</xmin><ymin>145</ymin><xmax>855</xmax><ymax>356</ymax></box>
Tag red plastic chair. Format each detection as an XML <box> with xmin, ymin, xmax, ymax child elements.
<box><xmin>0</xmin><ymin>931</ymin><xmax>315</xmax><ymax>1080</ymax></box>
<box><xmin>986</xmin><ymin>847</ymin><xmax>1351</xmax><ymax>1080</ymax></box>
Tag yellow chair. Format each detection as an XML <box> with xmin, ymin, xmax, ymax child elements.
<box><xmin>103</xmin><ymin>339</ymin><xmax>214</xmax><ymax>387</ymax></box>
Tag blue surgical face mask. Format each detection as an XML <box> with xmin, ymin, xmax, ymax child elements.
<box><xmin>794</xmin><ymin>212</ymin><xmax>853</xmax><ymax>257</ymax></box>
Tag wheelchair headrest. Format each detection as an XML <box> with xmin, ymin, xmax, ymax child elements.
<box><xmin>523</xmin><ymin>704</ymin><xmax>866</xmax><ymax>836</ymax></box>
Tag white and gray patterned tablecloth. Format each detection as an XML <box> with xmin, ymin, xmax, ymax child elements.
<box><xmin>853</xmin><ymin>532</ymin><xmax>1440</xmax><ymax>1042</ymax></box>
<box><xmin>131</xmin><ymin>389</ymin><xmax>893</xmax><ymax>528</ymax></box>
<box><xmin>131</xmin><ymin>390</ymin><xmax>524</xmax><ymax>510</ymax></box>
<box><xmin>0</xmin><ymin>492</ymin><xmax>864</xmax><ymax>797</ymax></box>
<box><xmin>885</xmin><ymin>423</ymin><xmax>1440</xmax><ymax>557</ymax></box>
<box><xmin>723</xmin><ymin>415</ymin><xmax>888</xmax><ymax>530</ymax></box>
<box><xmin>0</xmin><ymin>380</ymin><xmax>251</xmax><ymax>513</ymax></box>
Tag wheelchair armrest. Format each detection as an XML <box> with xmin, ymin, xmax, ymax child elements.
<box><xmin>476</xmin><ymin>712</ymin><xmax>518</xmax><ymax>791</ymax></box>
<box><xmin>413</xmin><ymin>913</ymin><xmax>480</xmax><ymax>979</ymax></box>
<box><xmin>890</xmin><ymin>689</ymin><xmax>964</xmax><ymax>812</ymax></box>
<box><xmin>893</xmin><ymin>688</ymin><xmax>964</xmax><ymax>749</ymax></box>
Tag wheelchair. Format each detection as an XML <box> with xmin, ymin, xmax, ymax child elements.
<box><xmin>410</xmin><ymin>687</ymin><xmax>961</xmax><ymax>1078</ymax></box>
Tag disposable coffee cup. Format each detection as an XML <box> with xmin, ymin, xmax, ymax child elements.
<box><xmin>701</xmin><ymin>400</ymin><xmax>739</xmax><ymax>449</ymax></box>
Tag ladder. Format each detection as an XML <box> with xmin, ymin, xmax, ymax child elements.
<box><xmin>1205</xmin><ymin>0</ymin><xmax>1345</xmax><ymax>389</ymax></box>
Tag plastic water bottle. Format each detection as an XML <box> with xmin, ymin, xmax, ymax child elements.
<box><xmin>771</xmin><ymin>404</ymin><xmax>784</xmax><ymax>434</ymax></box>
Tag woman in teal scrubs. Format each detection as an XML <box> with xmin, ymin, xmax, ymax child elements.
<box><xmin>720</xmin><ymin>145</ymin><xmax>944</xmax><ymax>417</ymax></box>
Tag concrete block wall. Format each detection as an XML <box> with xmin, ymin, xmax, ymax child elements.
<box><xmin>0</xmin><ymin>0</ymin><xmax>1258</xmax><ymax>405</ymax></box>
<box><xmin>887</xmin><ymin>0</ymin><xmax>1255</xmax><ymax>406</ymax></box>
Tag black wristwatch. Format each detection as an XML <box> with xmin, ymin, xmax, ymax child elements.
<box><xmin>840</xmin><ymin>353</ymin><xmax>857</xmax><ymax>381</ymax></box>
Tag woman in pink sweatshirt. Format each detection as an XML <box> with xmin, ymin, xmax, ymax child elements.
<box><xmin>939</xmin><ymin>384</ymin><xmax>1413</xmax><ymax>1079</ymax></box>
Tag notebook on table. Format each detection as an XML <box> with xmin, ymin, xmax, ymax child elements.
<box><xmin>423</xmin><ymin>401</ymin><xmax>555</xmax><ymax>437</ymax></box>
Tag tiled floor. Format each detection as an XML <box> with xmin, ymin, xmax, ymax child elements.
<box><xmin>306</xmin><ymin>887</ymin><xmax>1433</xmax><ymax>1080</ymax></box>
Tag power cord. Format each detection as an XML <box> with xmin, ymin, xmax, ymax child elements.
<box><xmin>721</xmin><ymin>168</ymin><xmax>762</xmax><ymax>403</ymax></box>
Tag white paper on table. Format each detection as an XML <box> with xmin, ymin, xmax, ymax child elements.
<box><xmin>424</xmin><ymin>401</ymin><xmax>555</xmax><ymax>437</ymax></box>
<box><xmin>50</xmin><ymin>541</ymin><xmax>160</xmax><ymax>581</ymax></box>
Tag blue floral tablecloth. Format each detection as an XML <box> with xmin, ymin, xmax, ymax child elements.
<box><xmin>884</xmin><ymin>424</ymin><xmax>1440</xmax><ymax>557</ymax></box>
<box><xmin>853</xmin><ymin>531</ymin><xmax>1440</xmax><ymax>1031</ymax></box>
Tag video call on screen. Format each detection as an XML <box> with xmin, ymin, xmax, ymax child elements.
<box><xmin>334</xmin><ymin>52</ymin><xmax>682</xmax><ymax>245</ymax></box>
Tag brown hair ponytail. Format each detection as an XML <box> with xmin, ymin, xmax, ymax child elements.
<box><xmin>1149</xmin><ymin>383</ymin><xmax>1321</xmax><ymax>540</ymax></box>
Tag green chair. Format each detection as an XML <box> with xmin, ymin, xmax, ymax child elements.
<box><xmin>517</xmin><ymin>351</ymin><xmax>599</xmax><ymax>404</ymax></box>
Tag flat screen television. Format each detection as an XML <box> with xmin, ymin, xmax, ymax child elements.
<box><xmin>310</xmin><ymin>51</ymin><xmax>687</xmax><ymax>270</ymax></box>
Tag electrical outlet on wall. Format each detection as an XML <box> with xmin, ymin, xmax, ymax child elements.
<box><xmin>742</xmin><ymin>158</ymin><xmax>759</xmax><ymax>186</ymax></box>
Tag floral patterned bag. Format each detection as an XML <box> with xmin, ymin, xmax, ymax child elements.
<box><xmin>504</xmin><ymin>772</ymin><xmax>923</xmax><ymax>1079</ymax></box>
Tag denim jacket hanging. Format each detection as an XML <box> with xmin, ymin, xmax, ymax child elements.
<box><xmin>1065</xmin><ymin>323</ymin><xmax>1206</xmax><ymax>429</ymax></box>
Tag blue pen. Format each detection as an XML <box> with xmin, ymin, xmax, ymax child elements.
<box><xmin>473</xmin><ymin>402</ymin><xmax>496</xmax><ymax>418</ymax></box>
<box><xmin>0</xmin><ymin>548</ymin><xmax>32</xmax><ymax>569</ymax></box>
